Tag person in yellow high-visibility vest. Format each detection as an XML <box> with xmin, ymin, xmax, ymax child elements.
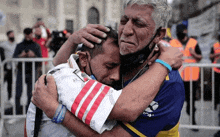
<box><xmin>170</xmin><ymin>24</ymin><xmax>202</xmax><ymax>128</ymax></box>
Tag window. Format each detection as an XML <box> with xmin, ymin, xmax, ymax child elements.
<box><xmin>88</xmin><ymin>7</ymin><xmax>99</xmax><ymax>24</ymax></box>
<box><xmin>66</xmin><ymin>19</ymin><xmax>74</xmax><ymax>33</ymax></box>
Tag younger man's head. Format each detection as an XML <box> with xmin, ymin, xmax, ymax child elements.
<box><xmin>78</xmin><ymin>27</ymin><xmax>120</xmax><ymax>86</ymax></box>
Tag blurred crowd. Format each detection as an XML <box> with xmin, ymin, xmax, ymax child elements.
<box><xmin>0</xmin><ymin>20</ymin><xmax>71</xmax><ymax>116</ymax></box>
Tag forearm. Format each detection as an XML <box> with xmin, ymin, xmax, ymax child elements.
<box><xmin>193</xmin><ymin>54</ymin><xmax>202</xmax><ymax>62</ymax></box>
<box><xmin>62</xmin><ymin>110</ymin><xmax>99</xmax><ymax>137</ymax></box>
<box><xmin>45</xmin><ymin>105</ymin><xmax>117</xmax><ymax>137</ymax></box>
<box><xmin>210</xmin><ymin>53</ymin><xmax>220</xmax><ymax>60</ymax></box>
<box><xmin>53</xmin><ymin>39</ymin><xmax>77</xmax><ymax>66</ymax></box>
<box><xmin>109</xmin><ymin>62</ymin><xmax>168</xmax><ymax>121</ymax></box>
<box><xmin>210</xmin><ymin>54</ymin><xmax>215</xmax><ymax>60</ymax></box>
<box><xmin>62</xmin><ymin>111</ymin><xmax>129</xmax><ymax>137</ymax></box>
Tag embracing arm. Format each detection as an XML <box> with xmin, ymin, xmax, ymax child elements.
<box><xmin>33</xmin><ymin>42</ymin><xmax>182</xmax><ymax>122</ymax></box>
<box><xmin>62</xmin><ymin>110</ymin><xmax>130</xmax><ymax>137</ymax></box>
<box><xmin>32</xmin><ymin>75</ymin><xmax>131</xmax><ymax>137</ymax></box>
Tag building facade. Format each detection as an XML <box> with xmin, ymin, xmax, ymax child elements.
<box><xmin>0</xmin><ymin>0</ymin><xmax>124</xmax><ymax>42</ymax></box>
<box><xmin>171</xmin><ymin>0</ymin><xmax>220</xmax><ymax>31</ymax></box>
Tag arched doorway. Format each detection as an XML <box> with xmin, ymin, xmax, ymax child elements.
<box><xmin>88</xmin><ymin>7</ymin><xmax>100</xmax><ymax>24</ymax></box>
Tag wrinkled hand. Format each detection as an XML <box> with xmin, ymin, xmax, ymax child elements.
<box><xmin>68</xmin><ymin>24</ymin><xmax>110</xmax><ymax>48</ymax></box>
<box><xmin>158</xmin><ymin>42</ymin><xmax>183</xmax><ymax>70</ymax></box>
<box><xmin>27</xmin><ymin>50</ymin><xmax>36</xmax><ymax>57</ymax></box>
<box><xmin>32</xmin><ymin>74</ymin><xmax>58</xmax><ymax>118</ymax></box>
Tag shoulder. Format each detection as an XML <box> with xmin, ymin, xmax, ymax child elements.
<box><xmin>189</xmin><ymin>38</ymin><xmax>198</xmax><ymax>44</ymax></box>
<box><xmin>161</xmin><ymin>70</ymin><xmax>184</xmax><ymax>93</ymax></box>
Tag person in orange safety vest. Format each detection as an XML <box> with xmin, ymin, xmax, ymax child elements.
<box><xmin>211</xmin><ymin>34</ymin><xmax>220</xmax><ymax>137</ymax></box>
<box><xmin>210</xmin><ymin>37</ymin><xmax>220</xmax><ymax>110</ymax></box>
<box><xmin>170</xmin><ymin>24</ymin><xmax>202</xmax><ymax>129</ymax></box>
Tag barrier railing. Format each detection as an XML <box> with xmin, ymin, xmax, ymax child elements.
<box><xmin>0</xmin><ymin>58</ymin><xmax>53</xmax><ymax>137</ymax></box>
<box><xmin>1</xmin><ymin>60</ymin><xmax>220</xmax><ymax>135</ymax></box>
<box><xmin>179</xmin><ymin>63</ymin><xmax>220</xmax><ymax>131</ymax></box>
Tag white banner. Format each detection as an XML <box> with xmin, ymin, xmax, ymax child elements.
<box><xmin>188</xmin><ymin>6</ymin><xmax>216</xmax><ymax>37</ymax></box>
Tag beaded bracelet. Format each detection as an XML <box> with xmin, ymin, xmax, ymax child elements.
<box><xmin>155</xmin><ymin>59</ymin><xmax>172</xmax><ymax>72</ymax></box>
<box><xmin>51</xmin><ymin>104</ymin><xmax>67</xmax><ymax>124</ymax></box>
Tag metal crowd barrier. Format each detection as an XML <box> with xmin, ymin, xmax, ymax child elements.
<box><xmin>179</xmin><ymin>63</ymin><xmax>220</xmax><ymax>131</ymax></box>
<box><xmin>0</xmin><ymin>58</ymin><xmax>53</xmax><ymax>137</ymax></box>
<box><xmin>1</xmin><ymin>59</ymin><xmax>220</xmax><ymax>135</ymax></box>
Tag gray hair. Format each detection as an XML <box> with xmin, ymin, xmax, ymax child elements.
<box><xmin>123</xmin><ymin>0</ymin><xmax>172</xmax><ymax>30</ymax></box>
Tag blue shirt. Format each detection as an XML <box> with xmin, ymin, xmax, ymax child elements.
<box><xmin>122</xmin><ymin>70</ymin><xmax>185</xmax><ymax>137</ymax></box>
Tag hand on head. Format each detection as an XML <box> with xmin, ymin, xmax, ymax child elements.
<box><xmin>68</xmin><ymin>24</ymin><xmax>110</xmax><ymax>48</ymax></box>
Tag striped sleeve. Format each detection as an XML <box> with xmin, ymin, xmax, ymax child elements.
<box><xmin>71</xmin><ymin>80</ymin><xmax>122</xmax><ymax>133</ymax></box>
<box><xmin>53</xmin><ymin>67</ymin><xmax>122</xmax><ymax>134</ymax></box>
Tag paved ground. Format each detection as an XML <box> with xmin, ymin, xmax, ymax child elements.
<box><xmin>179</xmin><ymin>101</ymin><xmax>220</xmax><ymax>137</ymax></box>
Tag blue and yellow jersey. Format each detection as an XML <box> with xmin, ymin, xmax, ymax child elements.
<box><xmin>120</xmin><ymin>70</ymin><xmax>185</xmax><ymax>137</ymax></box>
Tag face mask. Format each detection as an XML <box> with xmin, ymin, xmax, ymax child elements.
<box><xmin>35</xmin><ymin>35</ymin><xmax>41</xmax><ymax>39</ymax></box>
<box><xmin>9</xmin><ymin>37</ymin><xmax>15</xmax><ymax>42</ymax></box>
<box><xmin>121</xmin><ymin>27</ymin><xmax>162</xmax><ymax>71</ymax></box>
<box><xmin>177</xmin><ymin>32</ymin><xmax>187</xmax><ymax>40</ymax></box>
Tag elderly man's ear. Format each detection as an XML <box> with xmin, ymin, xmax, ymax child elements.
<box><xmin>77</xmin><ymin>51</ymin><xmax>90</xmax><ymax>71</ymax></box>
<box><xmin>153</xmin><ymin>28</ymin><xmax>166</xmax><ymax>43</ymax></box>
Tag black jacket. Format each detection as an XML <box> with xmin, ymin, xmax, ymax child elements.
<box><xmin>13</xmin><ymin>39</ymin><xmax>42</xmax><ymax>73</ymax></box>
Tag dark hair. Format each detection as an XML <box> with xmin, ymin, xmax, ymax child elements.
<box><xmin>81</xmin><ymin>26</ymin><xmax>118</xmax><ymax>58</ymax></box>
<box><xmin>6</xmin><ymin>30</ymin><xmax>13</xmax><ymax>36</ymax></box>
<box><xmin>176</xmin><ymin>24</ymin><xmax>187</xmax><ymax>33</ymax></box>
<box><xmin>23</xmin><ymin>28</ymin><xmax>33</xmax><ymax>35</ymax></box>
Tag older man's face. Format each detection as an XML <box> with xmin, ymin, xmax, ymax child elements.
<box><xmin>118</xmin><ymin>4</ymin><xmax>156</xmax><ymax>55</ymax></box>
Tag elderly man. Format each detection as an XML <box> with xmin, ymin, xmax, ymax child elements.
<box><xmin>31</xmin><ymin>0</ymin><xmax>184</xmax><ymax>137</ymax></box>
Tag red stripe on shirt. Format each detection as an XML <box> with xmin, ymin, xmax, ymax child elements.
<box><xmin>71</xmin><ymin>80</ymin><xmax>95</xmax><ymax>115</ymax></box>
<box><xmin>78</xmin><ymin>82</ymin><xmax>102</xmax><ymax>120</ymax></box>
<box><xmin>85</xmin><ymin>86</ymin><xmax>110</xmax><ymax>125</ymax></box>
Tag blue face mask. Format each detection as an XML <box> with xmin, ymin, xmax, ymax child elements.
<box><xmin>90</xmin><ymin>75</ymin><xmax>96</xmax><ymax>80</ymax></box>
